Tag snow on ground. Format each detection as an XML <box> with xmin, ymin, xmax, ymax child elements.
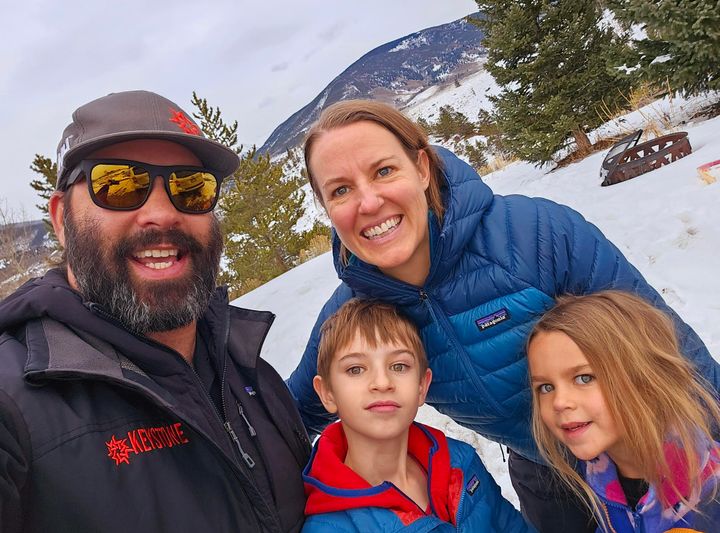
<box><xmin>234</xmin><ymin>106</ymin><xmax>720</xmax><ymax>508</ymax></box>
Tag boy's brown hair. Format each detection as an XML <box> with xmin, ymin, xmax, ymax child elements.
<box><xmin>317</xmin><ymin>299</ymin><xmax>428</xmax><ymax>382</ymax></box>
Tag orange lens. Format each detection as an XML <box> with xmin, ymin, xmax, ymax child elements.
<box><xmin>90</xmin><ymin>164</ymin><xmax>151</xmax><ymax>209</ymax></box>
<box><xmin>169</xmin><ymin>170</ymin><xmax>218</xmax><ymax>212</ymax></box>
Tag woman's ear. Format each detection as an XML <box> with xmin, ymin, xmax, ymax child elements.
<box><xmin>313</xmin><ymin>375</ymin><xmax>338</xmax><ymax>414</ymax></box>
<box><xmin>416</xmin><ymin>149</ymin><xmax>431</xmax><ymax>191</ymax></box>
<box><xmin>417</xmin><ymin>368</ymin><xmax>432</xmax><ymax>406</ymax></box>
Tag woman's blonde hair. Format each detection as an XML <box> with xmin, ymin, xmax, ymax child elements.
<box><xmin>528</xmin><ymin>291</ymin><xmax>719</xmax><ymax>529</ymax></box>
<box><xmin>303</xmin><ymin>100</ymin><xmax>446</xmax><ymax>264</ymax></box>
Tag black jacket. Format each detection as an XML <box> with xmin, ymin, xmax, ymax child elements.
<box><xmin>0</xmin><ymin>269</ymin><xmax>310</xmax><ymax>533</ymax></box>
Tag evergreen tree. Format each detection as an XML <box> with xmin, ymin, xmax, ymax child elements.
<box><xmin>611</xmin><ymin>0</ymin><xmax>720</xmax><ymax>94</ymax></box>
<box><xmin>192</xmin><ymin>93</ymin><xmax>329</xmax><ymax>297</ymax></box>
<box><xmin>432</xmin><ymin>105</ymin><xmax>477</xmax><ymax>141</ymax></box>
<box><xmin>474</xmin><ymin>0</ymin><xmax>634</xmax><ymax>163</ymax></box>
<box><xmin>461</xmin><ymin>139</ymin><xmax>489</xmax><ymax>171</ymax></box>
<box><xmin>29</xmin><ymin>155</ymin><xmax>59</xmax><ymax>246</ymax></box>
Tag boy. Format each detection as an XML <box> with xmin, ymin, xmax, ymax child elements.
<box><xmin>302</xmin><ymin>299</ymin><xmax>535</xmax><ymax>532</ymax></box>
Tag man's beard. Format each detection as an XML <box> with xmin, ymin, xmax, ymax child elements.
<box><xmin>63</xmin><ymin>212</ymin><xmax>223</xmax><ymax>335</ymax></box>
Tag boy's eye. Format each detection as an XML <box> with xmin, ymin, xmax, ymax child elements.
<box><xmin>332</xmin><ymin>185</ymin><xmax>349</xmax><ymax>198</ymax></box>
<box><xmin>575</xmin><ymin>374</ymin><xmax>594</xmax><ymax>385</ymax></box>
<box><xmin>537</xmin><ymin>383</ymin><xmax>553</xmax><ymax>394</ymax></box>
<box><xmin>346</xmin><ymin>366</ymin><xmax>363</xmax><ymax>376</ymax></box>
<box><xmin>390</xmin><ymin>363</ymin><xmax>408</xmax><ymax>372</ymax></box>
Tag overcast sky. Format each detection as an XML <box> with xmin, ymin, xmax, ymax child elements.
<box><xmin>1</xmin><ymin>0</ymin><xmax>476</xmax><ymax>219</ymax></box>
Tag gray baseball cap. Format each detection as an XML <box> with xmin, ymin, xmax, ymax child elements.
<box><xmin>56</xmin><ymin>90</ymin><xmax>240</xmax><ymax>190</ymax></box>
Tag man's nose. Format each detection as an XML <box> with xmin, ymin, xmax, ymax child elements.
<box><xmin>135</xmin><ymin>176</ymin><xmax>182</xmax><ymax>227</ymax></box>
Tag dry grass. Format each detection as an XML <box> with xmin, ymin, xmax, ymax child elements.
<box><xmin>480</xmin><ymin>153</ymin><xmax>516</xmax><ymax>175</ymax></box>
<box><xmin>299</xmin><ymin>233</ymin><xmax>331</xmax><ymax>263</ymax></box>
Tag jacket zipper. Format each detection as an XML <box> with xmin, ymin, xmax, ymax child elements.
<box><xmin>418</xmin><ymin>289</ymin><xmax>505</xmax><ymax>415</ymax></box>
<box><xmin>87</xmin><ymin>303</ymin><xmax>283</xmax><ymax>532</ymax></box>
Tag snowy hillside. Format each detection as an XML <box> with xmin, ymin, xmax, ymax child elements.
<box><xmin>234</xmin><ymin>91</ymin><xmax>720</xmax><ymax>506</ymax></box>
<box><xmin>403</xmin><ymin>63</ymin><xmax>499</xmax><ymax>122</ymax></box>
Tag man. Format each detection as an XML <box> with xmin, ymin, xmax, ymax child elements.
<box><xmin>0</xmin><ymin>90</ymin><xmax>309</xmax><ymax>532</ymax></box>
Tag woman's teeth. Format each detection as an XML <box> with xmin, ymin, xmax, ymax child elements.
<box><xmin>363</xmin><ymin>217</ymin><xmax>400</xmax><ymax>239</ymax></box>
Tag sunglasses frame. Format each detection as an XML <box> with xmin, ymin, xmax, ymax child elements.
<box><xmin>65</xmin><ymin>159</ymin><xmax>224</xmax><ymax>214</ymax></box>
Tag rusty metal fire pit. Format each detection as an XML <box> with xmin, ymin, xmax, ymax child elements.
<box><xmin>600</xmin><ymin>130</ymin><xmax>692</xmax><ymax>186</ymax></box>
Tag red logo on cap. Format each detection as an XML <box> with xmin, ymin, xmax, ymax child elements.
<box><xmin>169</xmin><ymin>108</ymin><xmax>201</xmax><ymax>135</ymax></box>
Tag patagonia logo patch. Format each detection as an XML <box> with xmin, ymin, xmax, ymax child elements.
<box><xmin>106</xmin><ymin>422</ymin><xmax>190</xmax><ymax>466</ymax></box>
<box><xmin>475</xmin><ymin>308</ymin><xmax>510</xmax><ymax>331</ymax></box>
<box><xmin>244</xmin><ymin>386</ymin><xmax>256</xmax><ymax>396</ymax></box>
<box><xmin>466</xmin><ymin>474</ymin><xmax>480</xmax><ymax>495</ymax></box>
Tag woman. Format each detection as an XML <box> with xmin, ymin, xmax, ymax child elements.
<box><xmin>286</xmin><ymin>100</ymin><xmax>719</xmax><ymax>533</ymax></box>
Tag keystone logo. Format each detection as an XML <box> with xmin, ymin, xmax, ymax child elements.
<box><xmin>106</xmin><ymin>422</ymin><xmax>189</xmax><ymax>466</ymax></box>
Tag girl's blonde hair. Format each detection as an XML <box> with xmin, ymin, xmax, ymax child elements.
<box><xmin>303</xmin><ymin>100</ymin><xmax>446</xmax><ymax>265</ymax></box>
<box><xmin>528</xmin><ymin>291</ymin><xmax>719</xmax><ymax>528</ymax></box>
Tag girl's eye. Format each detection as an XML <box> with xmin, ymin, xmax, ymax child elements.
<box><xmin>346</xmin><ymin>366</ymin><xmax>363</xmax><ymax>376</ymax></box>
<box><xmin>575</xmin><ymin>374</ymin><xmax>594</xmax><ymax>385</ymax></box>
<box><xmin>537</xmin><ymin>383</ymin><xmax>553</xmax><ymax>394</ymax></box>
<box><xmin>332</xmin><ymin>185</ymin><xmax>349</xmax><ymax>197</ymax></box>
<box><xmin>390</xmin><ymin>363</ymin><xmax>408</xmax><ymax>372</ymax></box>
<box><xmin>377</xmin><ymin>166</ymin><xmax>392</xmax><ymax>177</ymax></box>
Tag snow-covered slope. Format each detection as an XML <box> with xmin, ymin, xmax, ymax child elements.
<box><xmin>234</xmin><ymin>106</ymin><xmax>720</xmax><ymax>507</ymax></box>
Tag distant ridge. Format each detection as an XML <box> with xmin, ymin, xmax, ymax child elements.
<box><xmin>259</xmin><ymin>13</ymin><xmax>486</xmax><ymax>157</ymax></box>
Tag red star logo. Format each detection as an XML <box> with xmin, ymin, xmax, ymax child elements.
<box><xmin>169</xmin><ymin>109</ymin><xmax>200</xmax><ymax>135</ymax></box>
<box><xmin>106</xmin><ymin>435</ymin><xmax>133</xmax><ymax>466</ymax></box>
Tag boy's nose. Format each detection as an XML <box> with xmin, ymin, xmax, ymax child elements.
<box><xmin>369</xmin><ymin>369</ymin><xmax>393</xmax><ymax>391</ymax></box>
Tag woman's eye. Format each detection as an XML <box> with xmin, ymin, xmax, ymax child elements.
<box><xmin>377</xmin><ymin>166</ymin><xmax>391</xmax><ymax>177</ymax></box>
<box><xmin>390</xmin><ymin>363</ymin><xmax>408</xmax><ymax>372</ymax></box>
<box><xmin>332</xmin><ymin>185</ymin><xmax>349</xmax><ymax>197</ymax></box>
<box><xmin>575</xmin><ymin>374</ymin><xmax>594</xmax><ymax>385</ymax></box>
<box><xmin>537</xmin><ymin>383</ymin><xmax>553</xmax><ymax>394</ymax></box>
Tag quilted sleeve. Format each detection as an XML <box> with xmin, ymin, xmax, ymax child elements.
<box><xmin>459</xmin><ymin>443</ymin><xmax>537</xmax><ymax>532</ymax></box>
<box><xmin>535</xmin><ymin>197</ymin><xmax>720</xmax><ymax>392</ymax></box>
<box><xmin>286</xmin><ymin>284</ymin><xmax>354</xmax><ymax>437</ymax></box>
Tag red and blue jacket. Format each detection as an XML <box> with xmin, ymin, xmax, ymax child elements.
<box><xmin>302</xmin><ymin>421</ymin><xmax>535</xmax><ymax>532</ymax></box>
<box><xmin>584</xmin><ymin>440</ymin><xmax>720</xmax><ymax>532</ymax></box>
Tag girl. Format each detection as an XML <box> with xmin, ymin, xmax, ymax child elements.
<box><xmin>528</xmin><ymin>290</ymin><xmax>720</xmax><ymax>532</ymax></box>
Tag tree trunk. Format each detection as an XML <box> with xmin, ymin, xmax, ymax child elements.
<box><xmin>573</xmin><ymin>128</ymin><xmax>592</xmax><ymax>154</ymax></box>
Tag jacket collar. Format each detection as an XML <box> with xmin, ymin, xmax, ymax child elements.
<box><xmin>584</xmin><ymin>440</ymin><xmax>720</xmax><ymax>530</ymax></box>
<box><xmin>332</xmin><ymin>146</ymin><xmax>494</xmax><ymax>295</ymax></box>
<box><xmin>3</xmin><ymin>268</ymin><xmax>273</xmax><ymax>379</ymax></box>
<box><xmin>303</xmin><ymin>421</ymin><xmax>454</xmax><ymax>524</ymax></box>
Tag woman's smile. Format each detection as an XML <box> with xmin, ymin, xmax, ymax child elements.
<box><xmin>308</xmin><ymin>121</ymin><xmax>432</xmax><ymax>286</ymax></box>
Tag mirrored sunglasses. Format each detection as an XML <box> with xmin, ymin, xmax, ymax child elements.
<box><xmin>65</xmin><ymin>159</ymin><xmax>223</xmax><ymax>214</ymax></box>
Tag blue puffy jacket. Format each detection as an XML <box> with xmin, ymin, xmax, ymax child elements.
<box><xmin>302</xmin><ymin>422</ymin><xmax>535</xmax><ymax>532</ymax></box>
<box><xmin>287</xmin><ymin>147</ymin><xmax>719</xmax><ymax>462</ymax></box>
